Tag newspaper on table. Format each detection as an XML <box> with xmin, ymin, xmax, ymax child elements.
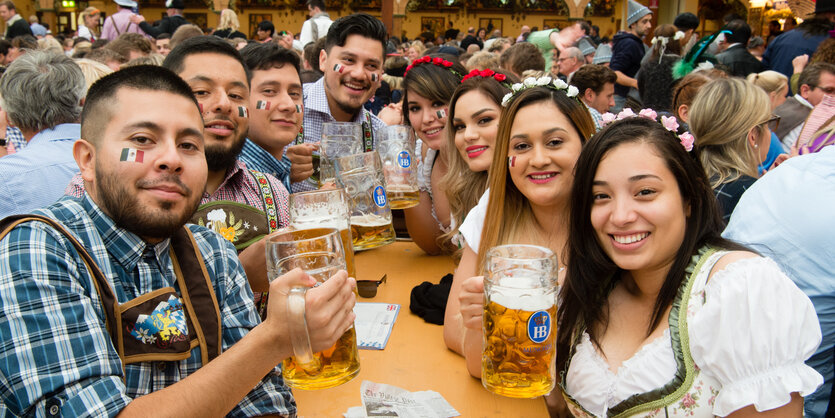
<box><xmin>343</xmin><ymin>380</ymin><xmax>460</xmax><ymax>418</ymax></box>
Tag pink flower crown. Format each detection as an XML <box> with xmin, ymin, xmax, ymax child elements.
<box><xmin>404</xmin><ymin>56</ymin><xmax>463</xmax><ymax>78</ymax></box>
<box><xmin>461</xmin><ymin>68</ymin><xmax>509</xmax><ymax>86</ymax></box>
<box><xmin>601</xmin><ymin>108</ymin><xmax>695</xmax><ymax>152</ymax></box>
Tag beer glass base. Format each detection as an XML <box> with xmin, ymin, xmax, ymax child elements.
<box><xmin>352</xmin><ymin>235</ymin><xmax>396</xmax><ymax>252</ymax></box>
<box><xmin>388</xmin><ymin>199</ymin><xmax>420</xmax><ymax>210</ymax></box>
<box><xmin>482</xmin><ymin>381</ymin><xmax>554</xmax><ymax>399</ymax></box>
<box><xmin>285</xmin><ymin>364</ymin><xmax>361</xmax><ymax>391</ymax></box>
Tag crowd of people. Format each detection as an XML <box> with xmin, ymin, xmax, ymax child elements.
<box><xmin>0</xmin><ymin>0</ymin><xmax>832</xmax><ymax>415</ymax></box>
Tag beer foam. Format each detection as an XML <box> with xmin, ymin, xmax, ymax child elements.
<box><xmin>490</xmin><ymin>282</ymin><xmax>556</xmax><ymax>311</ymax></box>
<box><xmin>350</xmin><ymin>213</ymin><xmax>391</xmax><ymax>227</ymax></box>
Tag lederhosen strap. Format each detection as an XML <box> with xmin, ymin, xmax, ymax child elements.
<box><xmin>247</xmin><ymin>170</ymin><xmax>280</xmax><ymax>233</ymax></box>
<box><xmin>362</xmin><ymin>112</ymin><xmax>374</xmax><ymax>152</ymax></box>
<box><xmin>0</xmin><ymin>215</ymin><xmax>222</xmax><ymax>368</ymax></box>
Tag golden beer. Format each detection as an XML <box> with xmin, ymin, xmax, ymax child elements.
<box><xmin>282</xmin><ymin>323</ymin><xmax>361</xmax><ymax>390</ymax></box>
<box><xmin>350</xmin><ymin>214</ymin><xmax>396</xmax><ymax>250</ymax></box>
<box><xmin>387</xmin><ymin>184</ymin><xmax>420</xmax><ymax>210</ymax></box>
<box><xmin>482</xmin><ymin>285</ymin><xmax>557</xmax><ymax>398</ymax></box>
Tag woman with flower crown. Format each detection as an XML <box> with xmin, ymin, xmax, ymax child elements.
<box><xmin>401</xmin><ymin>54</ymin><xmax>468</xmax><ymax>255</ymax></box>
<box><xmin>444</xmin><ymin>76</ymin><xmax>595</xmax><ymax>376</ymax></box>
<box><xmin>439</xmin><ymin>68</ymin><xmax>514</xmax><ymax>258</ymax></box>
<box><xmin>551</xmin><ymin>113</ymin><xmax>822</xmax><ymax>416</ymax></box>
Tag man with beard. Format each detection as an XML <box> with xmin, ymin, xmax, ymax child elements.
<box><xmin>610</xmin><ymin>0</ymin><xmax>652</xmax><ymax>112</ymax></box>
<box><xmin>286</xmin><ymin>13</ymin><xmax>388</xmax><ymax>192</ymax></box>
<box><xmin>0</xmin><ymin>65</ymin><xmax>356</xmax><ymax>416</ymax></box>
<box><xmin>67</xmin><ymin>36</ymin><xmax>290</xmax><ymax>300</ymax></box>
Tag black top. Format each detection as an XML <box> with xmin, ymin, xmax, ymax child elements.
<box><xmin>713</xmin><ymin>174</ymin><xmax>757</xmax><ymax>224</ymax></box>
<box><xmin>460</xmin><ymin>35</ymin><xmax>482</xmax><ymax>51</ymax></box>
<box><xmin>716</xmin><ymin>44</ymin><xmax>765</xmax><ymax>78</ymax></box>
<box><xmin>138</xmin><ymin>14</ymin><xmax>188</xmax><ymax>38</ymax></box>
<box><xmin>213</xmin><ymin>28</ymin><xmax>247</xmax><ymax>40</ymax></box>
<box><xmin>6</xmin><ymin>17</ymin><xmax>32</xmax><ymax>40</ymax></box>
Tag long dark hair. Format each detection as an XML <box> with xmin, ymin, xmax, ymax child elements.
<box><xmin>402</xmin><ymin>53</ymin><xmax>466</xmax><ymax>122</ymax></box>
<box><xmin>556</xmin><ymin>117</ymin><xmax>746</xmax><ymax>370</ymax></box>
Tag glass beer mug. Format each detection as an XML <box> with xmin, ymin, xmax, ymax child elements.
<box><xmin>377</xmin><ymin>125</ymin><xmax>419</xmax><ymax>209</ymax></box>
<box><xmin>288</xmin><ymin>189</ymin><xmax>357</xmax><ymax>281</ymax></box>
<box><xmin>319</xmin><ymin>122</ymin><xmax>363</xmax><ymax>185</ymax></box>
<box><xmin>482</xmin><ymin>245</ymin><xmax>558</xmax><ymax>398</ymax></box>
<box><xmin>334</xmin><ymin>151</ymin><xmax>396</xmax><ymax>251</ymax></box>
<box><xmin>266</xmin><ymin>227</ymin><xmax>361</xmax><ymax>390</ymax></box>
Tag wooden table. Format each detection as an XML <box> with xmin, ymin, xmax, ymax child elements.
<box><xmin>294</xmin><ymin>241</ymin><xmax>549</xmax><ymax>417</ymax></box>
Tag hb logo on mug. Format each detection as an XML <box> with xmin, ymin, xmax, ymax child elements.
<box><xmin>527</xmin><ymin>311</ymin><xmax>551</xmax><ymax>343</ymax></box>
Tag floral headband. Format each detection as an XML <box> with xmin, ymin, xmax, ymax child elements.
<box><xmin>601</xmin><ymin>108</ymin><xmax>695</xmax><ymax>152</ymax></box>
<box><xmin>501</xmin><ymin>76</ymin><xmax>579</xmax><ymax>107</ymax></box>
<box><xmin>404</xmin><ymin>56</ymin><xmax>464</xmax><ymax>78</ymax></box>
<box><xmin>461</xmin><ymin>68</ymin><xmax>510</xmax><ymax>86</ymax></box>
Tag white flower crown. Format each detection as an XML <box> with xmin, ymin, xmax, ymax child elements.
<box><xmin>501</xmin><ymin>76</ymin><xmax>579</xmax><ymax>107</ymax></box>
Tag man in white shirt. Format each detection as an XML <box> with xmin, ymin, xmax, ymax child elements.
<box><xmin>774</xmin><ymin>62</ymin><xmax>835</xmax><ymax>150</ymax></box>
<box><xmin>300</xmin><ymin>0</ymin><xmax>332</xmax><ymax>47</ymax></box>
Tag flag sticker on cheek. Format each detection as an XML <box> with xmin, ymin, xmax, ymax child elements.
<box><xmin>255</xmin><ymin>100</ymin><xmax>271</xmax><ymax>110</ymax></box>
<box><xmin>238</xmin><ymin>106</ymin><xmax>249</xmax><ymax>118</ymax></box>
<box><xmin>198</xmin><ymin>103</ymin><xmax>203</xmax><ymax>113</ymax></box>
<box><xmin>371</xmin><ymin>73</ymin><xmax>379</xmax><ymax>82</ymax></box>
<box><xmin>436</xmin><ymin>109</ymin><xmax>447</xmax><ymax>119</ymax></box>
<box><xmin>296</xmin><ymin>104</ymin><xmax>302</xmax><ymax>113</ymax></box>
<box><xmin>333</xmin><ymin>63</ymin><xmax>345</xmax><ymax>73</ymax></box>
<box><xmin>508</xmin><ymin>156</ymin><xmax>516</xmax><ymax>168</ymax></box>
<box><xmin>120</xmin><ymin>148</ymin><xmax>144</xmax><ymax>163</ymax></box>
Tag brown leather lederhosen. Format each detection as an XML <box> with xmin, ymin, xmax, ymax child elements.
<box><xmin>0</xmin><ymin>215</ymin><xmax>223</xmax><ymax>370</ymax></box>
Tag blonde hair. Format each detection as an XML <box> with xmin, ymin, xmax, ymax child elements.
<box><xmin>78</xmin><ymin>7</ymin><xmax>99</xmax><ymax>28</ymax></box>
<box><xmin>746</xmin><ymin>70</ymin><xmax>788</xmax><ymax>95</ymax></box>
<box><xmin>689</xmin><ymin>78</ymin><xmax>770</xmax><ymax>187</ymax></box>
<box><xmin>37</xmin><ymin>37</ymin><xmax>63</xmax><ymax>55</ymax></box>
<box><xmin>409</xmin><ymin>40</ymin><xmax>426</xmax><ymax>56</ymax></box>
<box><xmin>218</xmin><ymin>9</ymin><xmax>240</xmax><ymax>32</ymax></box>
<box><xmin>465</xmin><ymin>51</ymin><xmax>499</xmax><ymax>71</ymax></box>
<box><xmin>74</xmin><ymin>58</ymin><xmax>114</xmax><ymax>92</ymax></box>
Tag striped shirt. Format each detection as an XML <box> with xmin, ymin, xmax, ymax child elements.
<box><xmin>0</xmin><ymin>195</ymin><xmax>296</xmax><ymax>416</ymax></box>
<box><xmin>294</xmin><ymin>78</ymin><xmax>387</xmax><ymax>193</ymax></box>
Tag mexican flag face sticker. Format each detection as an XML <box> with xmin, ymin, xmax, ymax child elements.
<box><xmin>120</xmin><ymin>148</ymin><xmax>144</xmax><ymax>163</ymax></box>
<box><xmin>255</xmin><ymin>100</ymin><xmax>271</xmax><ymax>110</ymax></box>
<box><xmin>237</xmin><ymin>106</ymin><xmax>249</xmax><ymax>118</ymax></box>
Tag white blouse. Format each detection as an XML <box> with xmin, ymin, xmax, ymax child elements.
<box><xmin>565</xmin><ymin>254</ymin><xmax>823</xmax><ymax>417</ymax></box>
<box><xmin>458</xmin><ymin>189</ymin><xmax>489</xmax><ymax>252</ymax></box>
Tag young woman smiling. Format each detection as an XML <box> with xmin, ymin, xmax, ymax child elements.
<box><xmin>439</xmin><ymin>69</ymin><xmax>513</xmax><ymax>257</ymax></box>
<box><xmin>552</xmin><ymin>115</ymin><xmax>821</xmax><ymax>416</ymax></box>
<box><xmin>443</xmin><ymin>80</ymin><xmax>595</xmax><ymax>376</ymax></box>
<box><xmin>402</xmin><ymin>54</ymin><xmax>467</xmax><ymax>255</ymax></box>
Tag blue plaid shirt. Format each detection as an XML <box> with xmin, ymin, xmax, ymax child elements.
<box><xmin>0</xmin><ymin>195</ymin><xmax>296</xmax><ymax>417</ymax></box>
<box><xmin>239</xmin><ymin>138</ymin><xmax>292</xmax><ymax>191</ymax></box>
<box><xmin>293</xmin><ymin>78</ymin><xmax>387</xmax><ymax>193</ymax></box>
<box><xmin>5</xmin><ymin>126</ymin><xmax>25</xmax><ymax>152</ymax></box>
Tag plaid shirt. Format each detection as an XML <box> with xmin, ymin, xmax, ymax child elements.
<box><xmin>0</xmin><ymin>195</ymin><xmax>296</xmax><ymax>417</ymax></box>
<box><xmin>239</xmin><ymin>138</ymin><xmax>292</xmax><ymax>192</ymax></box>
<box><xmin>65</xmin><ymin>161</ymin><xmax>290</xmax><ymax>229</ymax></box>
<box><xmin>5</xmin><ymin>126</ymin><xmax>25</xmax><ymax>154</ymax></box>
<box><xmin>293</xmin><ymin>78</ymin><xmax>387</xmax><ymax>193</ymax></box>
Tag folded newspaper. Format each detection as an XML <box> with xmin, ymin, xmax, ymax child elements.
<box><xmin>343</xmin><ymin>380</ymin><xmax>460</xmax><ymax>418</ymax></box>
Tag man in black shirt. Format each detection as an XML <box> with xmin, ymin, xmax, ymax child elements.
<box><xmin>130</xmin><ymin>0</ymin><xmax>188</xmax><ymax>39</ymax></box>
<box><xmin>0</xmin><ymin>1</ymin><xmax>31</xmax><ymax>40</ymax></box>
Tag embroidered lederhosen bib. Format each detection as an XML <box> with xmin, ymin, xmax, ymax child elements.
<box><xmin>561</xmin><ymin>247</ymin><xmax>722</xmax><ymax>417</ymax></box>
<box><xmin>191</xmin><ymin>170</ymin><xmax>280</xmax><ymax>252</ymax></box>
<box><xmin>0</xmin><ymin>215</ymin><xmax>223</xmax><ymax>370</ymax></box>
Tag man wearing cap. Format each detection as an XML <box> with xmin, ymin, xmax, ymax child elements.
<box><xmin>101</xmin><ymin>0</ymin><xmax>147</xmax><ymax>41</ymax></box>
<box><xmin>610</xmin><ymin>0</ymin><xmax>652</xmax><ymax>112</ymax></box>
<box><xmin>0</xmin><ymin>1</ymin><xmax>32</xmax><ymax>40</ymax></box>
<box><xmin>130</xmin><ymin>0</ymin><xmax>188</xmax><ymax>39</ymax></box>
<box><xmin>287</xmin><ymin>13</ymin><xmax>388</xmax><ymax>193</ymax></box>
<box><xmin>577</xmin><ymin>36</ymin><xmax>597</xmax><ymax>63</ymax></box>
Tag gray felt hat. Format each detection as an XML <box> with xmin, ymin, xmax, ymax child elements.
<box><xmin>592</xmin><ymin>44</ymin><xmax>612</xmax><ymax>64</ymax></box>
<box><xmin>626</xmin><ymin>0</ymin><xmax>652</xmax><ymax>27</ymax></box>
<box><xmin>114</xmin><ymin>0</ymin><xmax>138</xmax><ymax>8</ymax></box>
<box><xmin>578</xmin><ymin>36</ymin><xmax>597</xmax><ymax>56</ymax></box>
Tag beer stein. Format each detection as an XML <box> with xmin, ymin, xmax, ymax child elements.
<box><xmin>377</xmin><ymin>125</ymin><xmax>419</xmax><ymax>209</ymax></box>
<box><xmin>334</xmin><ymin>151</ymin><xmax>397</xmax><ymax>251</ymax></box>
<box><xmin>482</xmin><ymin>245</ymin><xmax>558</xmax><ymax>398</ymax></box>
<box><xmin>266</xmin><ymin>227</ymin><xmax>361</xmax><ymax>390</ymax></box>
<box><xmin>320</xmin><ymin>122</ymin><xmax>363</xmax><ymax>185</ymax></box>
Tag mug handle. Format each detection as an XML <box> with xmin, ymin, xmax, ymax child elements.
<box><xmin>287</xmin><ymin>287</ymin><xmax>323</xmax><ymax>374</ymax></box>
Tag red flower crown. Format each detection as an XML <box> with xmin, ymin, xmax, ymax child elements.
<box><xmin>404</xmin><ymin>56</ymin><xmax>463</xmax><ymax>78</ymax></box>
<box><xmin>461</xmin><ymin>68</ymin><xmax>510</xmax><ymax>86</ymax></box>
